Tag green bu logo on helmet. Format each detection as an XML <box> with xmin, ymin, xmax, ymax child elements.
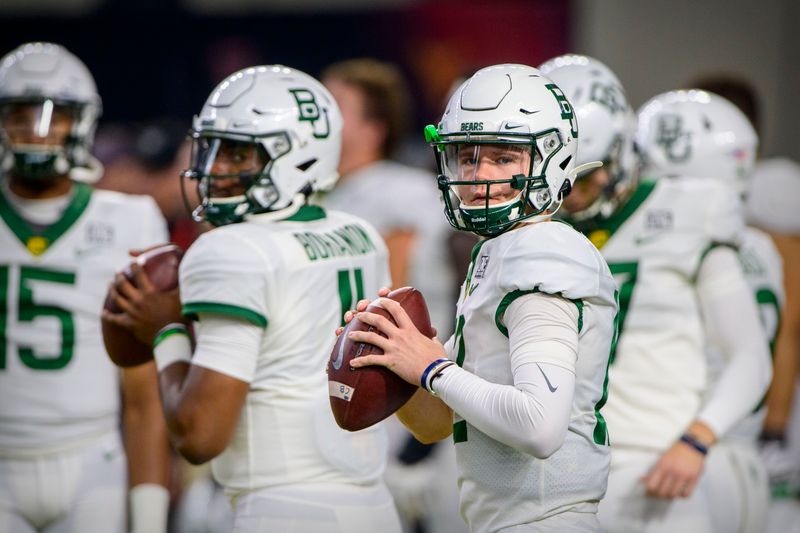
<box><xmin>289</xmin><ymin>88</ymin><xmax>330</xmax><ymax>139</ymax></box>
<box><xmin>655</xmin><ymin>114</ymin><xmax>692</xmax><ymax>162</ymax></box>
<box><xmin>545</xmin><ymin>84</ymin><xmax>578</xmax><ymax>139</ymax></box>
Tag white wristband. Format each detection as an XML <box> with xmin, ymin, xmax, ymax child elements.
<box><xmin>153</xmin><ymin>324</ymin><xmax>192</xmax><ymax>372</ymax></box>
<box><xmin>129</xmin><ymin>483</ymin><xmax>169</xmax><ymax>533</ymax></box>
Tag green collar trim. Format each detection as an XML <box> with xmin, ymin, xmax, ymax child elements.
<box><xmin>593</xmin><ymin>180</ymin><xmax>657</xmax><ymax>236</ymax></box>
<box><xmin>0</xmin><ymin>183</ymin><xmax>93</xmax><ymax>256</ymax></box>
<box><xmin>284</xmin><ymin>205</ymin><xmax>326</xmax><ymax>222</ymax></box>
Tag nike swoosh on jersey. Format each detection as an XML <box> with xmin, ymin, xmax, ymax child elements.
<box><xmin>537</xmin><ymin>363</ymin><xmax>558</xmax><ymax>392</ymax></box>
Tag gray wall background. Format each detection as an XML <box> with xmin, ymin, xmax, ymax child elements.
<box><xmin>574</xmin><ymin>0</ymin><xmax>799</xmax><ymax>161</ymax></box>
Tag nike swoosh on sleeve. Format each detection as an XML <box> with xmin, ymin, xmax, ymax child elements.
<box><xmin>537</xmin><ymin>363</ymin><xmax>559</xmax><ymax>392</ymax></box>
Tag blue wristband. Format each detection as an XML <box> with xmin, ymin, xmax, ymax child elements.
<box><xmin>420</xmin><ymin>358</ymin><xmax>450</xmax><ymax>390</ymax></box>
<box><xmin>679</xmin><ymin>434</ymin><xmax>709</xmax><ymax>456</ymax></box>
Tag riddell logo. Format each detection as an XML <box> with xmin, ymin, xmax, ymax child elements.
<box><xmin>460</xmin><ymin>122</ymin><xmax>483</xmax><ymax>132</ymax></box>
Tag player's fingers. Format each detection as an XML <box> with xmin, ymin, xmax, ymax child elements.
<box><xmin>641</xmin><ymin>466</ymin><xmax>664</xmax><ymax>496</ymax></box>
<box><xmin>114</xmin><ymin>273</ymin><xmax>142</xmax><ymax>304</ymax></box>
<box><xmin>109</xmin><ymin>283</ymin><xmax>137</xmax><ymax>316</ymax></box>
<box><xmin>377</xmin><ymin>287</ymin><xmax>391</xmax><ymax>297</ymax></box>
<box><xmin>350</xmin><ymin>353</ymin><xmax>391</xmax><ymax>369</ymax></box>
<box><xmin>356</xmin><ymin>311</ymin><xmax>398</xmax><ymax>336</ymax></box>
<box><xmin>335</xmin><ymin>326</ymin><xmax>345</xmax><ymax>337</ymax></box>
<box><xmin>344</xmin><ymin>310</ymin><xmax>356</xmax><ymax>324</ymax></box>
<box><xmin>659</xmin><ymin>473</ymin><xmax>682</xmax><ymax>499</ymax></box>
<box><xmin>129</xmin><ymin>262</ymin><xmax>156</xmax><ymax>293</ymax></box>
<box><xmin>378</xmin><ymin>298</ymin><xmax>416</xmax><ymax>330</ymax></box>
<box><xmin>348</xmin><ymin>330</ymin><xmax>390</xmax><ymax>352</ymax></box>
<box><xmin>101</xmin><ymin>309</ymin><xmax>134</xmax><ymax>329</ymax></box>
<box><xmin>355</xmin><ymin>298</ymin><xmax>373</xmax><ymax>312</ymax></box>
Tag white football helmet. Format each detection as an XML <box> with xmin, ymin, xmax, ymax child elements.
<box><xmin>636</xmin><ymin>89</ymin><xmax>757</xmax><ymax>193</ymax></box>
<box><xmin>426</xmin><ymin>63</ymin><xmax>587</xmax><ymax>236</ymax></box>
<box><xmin>538</xmin><ymin>54</ymin><xmax>638</xmax><ymax>219</ymax></box>
<box><xmin>0</xmin><ymin>42</ymin><xmax>103</xmax><ymax>183</ymax></box>
<box><xmin>183</xmin><ymin>65</ymin><xmax>343</xmax><ymax>226</ymax></box>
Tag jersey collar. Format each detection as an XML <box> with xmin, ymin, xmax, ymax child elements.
<box><xmin>0</xmin><ymin>182</ymin><xmax>93</xmax><ymax>256</ymax></box>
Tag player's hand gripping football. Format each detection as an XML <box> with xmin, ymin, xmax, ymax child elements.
<box><xmin>338</xmin><ymin>288</ymin><xmax>446</xmax><ymax>387</ymax></box>
<box><xmin>102</xmin><ymin>259</ymin><xmax>184</xmax><ymax>346</ymax></box>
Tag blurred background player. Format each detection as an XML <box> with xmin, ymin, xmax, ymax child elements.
<box><xmin>104</xmin><ymin>65</ymin><xmax>402</xmax><ymax>533</ymax></box>
<box><xmin>319</xmin><ymin>58</ymin><xmax>463</xmax><ymax>533</ymax></box>
<box><xmin>0</xmin><ymin>43</ymin><xmax>171</xmax><ymax>533</ymax></box>
<box><xmin>634</xmin><ymin>89</ymin><xmax>777</xmax><ymax>533</ymax></box>
<box><xmin>346</xmin><ymin>63</ymin><xmax>618</xmax><ymax>532</ymax></box>
<box><xmin>691</xmin><ymin>74</ymin><xmax>800</xmax><ymax>533</ymax></box>
<box><xmin>540</xmin><ymin>55</ymin><xmax>772</xmax><ymax>533</ymax></box>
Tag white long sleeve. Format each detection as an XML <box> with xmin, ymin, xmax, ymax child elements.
<box><xmin>696</xmin><ymin>246</ymin><xmax>772</xmax><ymax>437</ymax></box>
<box><xmin>432</xmin><ymin>292</ymin><xmax>578</xmax><ymax>458</ymax></box>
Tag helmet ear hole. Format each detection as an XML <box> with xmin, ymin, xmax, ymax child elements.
<box><xmin>558</xmin><ymin>180</ymin><xmax>572</xmax><ymax>199</ymax></box>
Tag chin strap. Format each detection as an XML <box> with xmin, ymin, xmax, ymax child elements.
<box><xmin>245</xmin><ymin>192</ymin><xmax>307</xmax><ymax>222</ymax></box>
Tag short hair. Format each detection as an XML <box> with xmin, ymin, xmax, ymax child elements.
<box><xmin>690</xmin><ymin>74</ymin><xmax>761</xmax><ymax>136</ymax></box>
<box><xmin>322</xmin><ymin>58</ymin><xmax>412</xmax><ymax>158</ymax></box>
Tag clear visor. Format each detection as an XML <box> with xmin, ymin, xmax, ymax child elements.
<box><xmin>441</xmin><ymin>143</ymin><xmax>539</xmax><ymax>206</ymax></box>
<box><xmin>188</xmin><ymin>136</ymin><xmax>268</xmax><ymax>199</ymax></box>
<box><xmin>0</xmin><ymin>100</ymin><xmax>77</xmax><ymax>149</ymax></box>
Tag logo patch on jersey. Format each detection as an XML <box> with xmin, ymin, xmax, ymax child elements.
<box><xmin>645</xmin><ymin>209</ymin><xmax>673</xmax><ymax>231</ymax></box>
<box><xmin>474</xmin><ymin>255</ymin><xmax>490</xmax><ymax>279</ymax></box>
<box><xmin>26</xmin><ymin>236</ymin><xmax>49</xmax><ymax>256</ymax></box>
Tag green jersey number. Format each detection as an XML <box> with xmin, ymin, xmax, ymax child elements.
<box><xmin>608</xmin><ymin>262</ymin><xmax>638</xmax><ymax>364</ymax></box>
<box><xmin>337</xmin><ymin>268</ymin><xmax>364</xmax><ymax>326</ymax></box>
<box><xmin>0</xmin><ymin>265</ymin><xmax>76</xmax><ymax>371</ymax></box>
<box><xmin>755</xmin><ymin>288</ymin><xmax>781</xmax><ymax>354</ymax></box>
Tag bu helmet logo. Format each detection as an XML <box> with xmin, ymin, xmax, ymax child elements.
<box><xmin>589</xmin><ymin>82</ymin><xmax>627</xmax><ymax>115</ymax></box>
<box><xmin>545</xmin><ymin>83</ymin><xmax>578</xmax><ymax>139</ymax></box>
<box><xmin>289</xmin><ymin>88</ymin><xmax>330</xmax><ymax>139</ymax></box>
<box><xmin>656</xmin><ymin>114</ymin><xmax>691</xmax><ymax>162</ymax></box>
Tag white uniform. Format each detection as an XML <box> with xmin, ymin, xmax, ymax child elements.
<box><xmin>450</xmin><ymin>220</ymin><xmax>617</xmax><ymax>532</ymax></box>
<box><xmin>0</xmin><ymin>183</ymin><xmax>168</xmax><ymax>532</ymax></box>
<box><xmin>179</xmin><ymin>205</ymin><xmax>401</xmax><ymax>532</ymax></box>
<box><xmin>704</xmin><ymin>226</ymin><xmax>782</xmax><ymax>533</ymax></box>
<box><xmin>589</xmin><ymin>177</ymin><xmax>767</xmax><ymax>533</ymax></box>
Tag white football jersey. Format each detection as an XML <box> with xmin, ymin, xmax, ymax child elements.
<box><xmin>0</xmin><ymin>184</ymin><xmax>168</xmax><ymax>454</ymax></box>
<box><xmin>451</xmin><ymin>220</ymin><xmax>618</xmax><ymax>530</ymax></box>
<box><xmin>179</xmin><ymin>205</ymin><xmax>392</xmax><ymax>493</ymax></box>
<box><xmin>321</xmin><ymin>160</ymin><xmax>457</xmax><ymax>337</ymax></box>
<box><xmin>586</xmin><ymin>177</ymin><xmax>744</xmax><ymax>451</ymax></box>
<box><xmin>706</xmin><ymin>225</ymin><xmax>783</xmax><ymax>442</ymax></box>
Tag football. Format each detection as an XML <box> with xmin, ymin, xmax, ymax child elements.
<box><xmin>102</xmin><ymin>244</ymin><xmax>184</xmax><ymax>367</ymax></box>
<box><xmin>328</xmin><ymin>286</ymin><xmax>434</xmax><ymax>431</ymax></box>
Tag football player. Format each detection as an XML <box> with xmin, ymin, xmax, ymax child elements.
<box><xmin>343</xmin><ymin>64</ymin><xmax>619</xmax><ymax>532</ymax></box>
<box><xmin>0</xmin><ymin>43</ymin><xmax>171</xmax><ymax>533</ymax></box>
<box><xmin>540</xmin><ymin>55</ymin><xmax>772</xmax><ymax>533</ymax></box>
<box><xmin>635</xmin><ymin>89</ymin><xmax>779</xmax><ymax>533</ymax></box>
<box><xmin>103</xmin><ymin>65</ymin><xmax>403</xmax><ymax>533</ymax></box>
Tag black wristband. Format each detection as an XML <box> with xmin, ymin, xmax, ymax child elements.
<box><xmin>679</xmin><ymin>433</ymin><xmax>709</xmax><ymax>456</ymax></box>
